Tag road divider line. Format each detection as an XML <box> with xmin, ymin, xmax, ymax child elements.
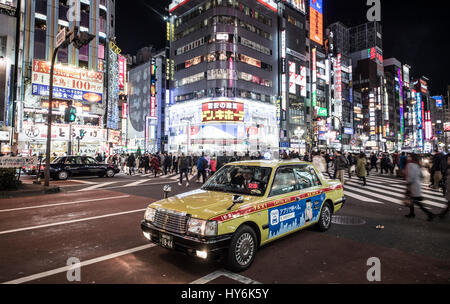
<box><xmin>0</xmin><ymin>209</ymin><xmax>146</xmax><ymax>236</ymax></box>
<box><xmin>77</xmin><ymin>182</ymin><xmax>119</xmax><ymax>192</ymax></box>
<box><xmin>0</xmin><ymin>195</ymin><xmax>131</xmax><ymax>213</ymax></box>
<box><xmin>2</xmin><ymin>244</ymin><xmax>156</xmax><ymax>284</ymax></box>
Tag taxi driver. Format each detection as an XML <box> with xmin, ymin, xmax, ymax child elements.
<box><xmin>232</xmin><ymin>168</ymin><xmax>260</xmax><ymax>192</ymax></box>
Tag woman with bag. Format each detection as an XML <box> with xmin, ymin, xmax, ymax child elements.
<box><xmin>356</xmin><ymin>153</ymin><xmax>367</xmax><ymax>186</ymax></box>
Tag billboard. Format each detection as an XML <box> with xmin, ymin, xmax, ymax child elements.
<box><xmin>283</xmin><ymin>0</ymin><xmax>306</xmax><ymax>13</ymax></box>
<box><xmin>309</xmin><ymin>0</ymin><xmax>323</xmax><ymax>45</ymax></box>
<box><xmin>432</xmin><ymin>96</ymin><xmax>443</xmax><ymax>108</ymax></box>
<box><xmin>32</xmin><ymin>59</ymin><xmax>104</xmax><ymax>103</ymax></box>
<box><xmin>201</xmin><ymin>101</ymin><xmax>245</xmax><ymax>123</ymax></box>
<box><xmin>128</xmin><ymin>62</ymin><xmax>151</xmax><ymax>139</ymax></box>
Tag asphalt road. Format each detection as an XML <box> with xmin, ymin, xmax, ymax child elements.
<box><xmin>0</xmin><ymin>170</ymin><xmax>449</xmax><ymax>284</ymax></box>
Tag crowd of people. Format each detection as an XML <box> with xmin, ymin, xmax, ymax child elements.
<box><xmin>97</xmin><ymin>149</ymin><xmax>449</xmax><ymax>221</ymax></box>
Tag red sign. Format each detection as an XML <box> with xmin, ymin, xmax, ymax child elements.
<box><xmin>118</xmin><ymin>55</ymin><xmax>126</xmax><ymax>91</ymax></box>
<box><xmin>150</xmin><ymin>96</ymin><xmax>156</xmax><ymax>118</ymax></box>
<box><xmin>202</xmin><ymin>101</ymin><xmax>245</xmax><ymax>123</ymax></box>
<box><xmin>122</xmin><ymin>103</ymin><xmax>127</xmax><ymax>118</ymax></box>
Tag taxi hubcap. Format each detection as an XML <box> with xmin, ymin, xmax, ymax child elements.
<box><xmin>235</xmin><ymin>233</ymin><xmax>254</xmax><ymax>266</ymax></box>
<box><xmin>60</xmin><ymin>172</ymin><xmax>67</xmax><ymax>179</ymax></box>
<box><xmin>107</xmin><ymin>170</ymin><xmax>114</xmax><ymax>177</ymax></box>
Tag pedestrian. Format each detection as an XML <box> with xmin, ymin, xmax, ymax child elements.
<box><xmin>210</xmin><ymin>155</ymin><xmax>217</xmax><ymax>177</ymax></box>
<box><xmin>398</xmin><ymin>152</ymin><xmax>408</xmax><ymax>177</ymax></box>
<box><xmin>370</xmin><ymin>153</ymin><xmax>378</xmax><ymax>173</ymax></box>
<box><xmin>431</xmin><ymin>150</ymin><xmax>445</xmax><ymax>189</ymax></box>
<box><xmin>151</xmin><ymin>154</ymin><xmax>161</xmax><ymax>177</ymax></box>
<box><xmin>312</xmin><ymin>152</ymin><xmax>327</xmax><ymax>176</ymax></box>
<box><xmin>334</xmin><ymin>151</ymin><xmax>348</xmax><ymax>186</ymax></box>
<box><xmin>178</xmin><ymin>153</ymin><xmax>190</xmax><ymax>187</ymax></box>
<box><xmin>163</xmin><ymin>153</ymin><xmax>171</xmax><ymax>175</ymax></box>
<box><xmin>380</xmin><ymin>153</ymin><xmax>389</xmax><ymax>175</ymax></box>
<box><xmin>439</xmin><ymin>155</ymin><xmax>450</xmax><ymax>219</ymax></box>
<box><xmin>404</xmin><ymin>154</ymin><xmax>435</xmax><ymax>221</ymax></box>
<box><xmin>196</xmin><ymin>152</ymin><xmax>208</xmax><ymax>184</ymax></box>
<box><xmin>172</xmin><ymin>154</ymin><xmax>178</xmax><ymax>174</ymax></box>
<box><xmin>356</xmin><ymin>153</ymin><xmax>367</xmax><ymax>186</ymax></box>
<box><xmin>127</xmin><ymin>153</ymin><xmax>136</xmax><ymax>176</ymax></box>
<box><xmin>347</xmin><ymin>152</ymin><xmax>355</xmax><ymax>180</ymax></box>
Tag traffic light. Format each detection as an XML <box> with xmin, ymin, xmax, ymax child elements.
<box><xmin>64</xmin><ymin>107</ymin><xmax>71</xmax><ymax>123</ymax></box>
<box><xmin>79</xmin><ymin>129</ymin><xmax>86</xmax><ymax>140</ymax></box>
<box><xmin>69</xmin><ymin>107</ymin><xmax>77</xmax><ymax>122</ymax></box>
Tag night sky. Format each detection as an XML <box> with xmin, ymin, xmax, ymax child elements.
<box><xmin>116</xmin><ymin>0</ymin><xmax>450</xmax><ymax>96</ymax></box>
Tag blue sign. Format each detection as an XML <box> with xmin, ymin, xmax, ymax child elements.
<box><xmin>432</xmin><ymin>96</ymin><xmax>443</xmax><ymax>108</ymax></box>
<box><xmin>344</xmin><ymin>127</ymin><xmax>354</xmax><ymax>135</ymax></box>
<box><xmin>280</xmin><ymin>142</ymin><xmax>290</xmax><ymax>148</ymax></box>
<box><xmin>32</xmin><ymin>84</ymin><xmax>103</xmax><ymax>103</ymax></box>
<box><xmin>310</xmin><ymin>0</ymin><xmax>323</xmax><ymax>14</ymax></box>
<box><xmin>269</xmin><ymin>193</ymin><xmax>325</xmax><ymax>239</ymax></box>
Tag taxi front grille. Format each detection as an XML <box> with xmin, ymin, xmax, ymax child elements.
<box><xmin>153</xmin><ymin>209</ymin><xmax>188</xmax><ymax>234</ymax></box>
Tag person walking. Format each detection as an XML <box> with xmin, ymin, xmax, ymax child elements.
<box><xmin>370</xmin><ymin>153</ymin><xmax>378</xmax><ymax>173</ymax></box>
<box><xmin>196</xmin><ymin>152</ymin><xmax>208</xmax><ymax>184</ymax></box>
<box><xmin>178</xmin><ymin>153</ymin><xmax>190</xmax><ymax>187</ymax></box>
<box><xmin>431</xmin><ymin>150</ymin><xmax>445</xmax><ymax>189</ymax></box>
<box><xmin>439</xmin><ymin>155</ymin><xmax>450</xmax><ymax>218</ymax></box>
<box><xmin>398</xmin><ymin>152</ymin><xmax>408</xmax><ymax>178</ymax></box>
<box><xmin>404</xmin><ymin>154</ymin><xmax>435</xmax><ymax>221</ymax></box>
<box><xmin>356</xmin><ymin>153</ymin><xmax>367</xmax><ymax>186</ymax></box>
<box><xmin>334</xmin><ymin>151</ymin><xmax>348</xmax><ymax>186</ymax></box>
<box><xmin>151</xmin><ymin>154</ymin><xmax>161</xmax><ymax>178</ymax></box>
<box><xmin>127</xmin><ymin>153</ymin><xmax>136</xmax><ymax>176</ymax></box>
<box><xmin>312</xmin><ymin>152</ymin><xmax>327</xmax><ymax>177</ymax></box>
<box><xmin>172</xmin><ymin>154</ymin><xmax>178</xmax><ymax>174</ymax></box>
<box><xmin>347</xmin><ymin>152</ymin><xmax>355</xmax><ymax>180</ymax></box>
<box><xmin>209</xmin><ymin>156</ymin><xmax>217</xmax><ymax>177</ymax></box>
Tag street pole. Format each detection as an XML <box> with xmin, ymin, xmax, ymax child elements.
<box><xmin>44</xmin><ymin>45</ymin><xmax>60</xmax><ymax>187</ymax></box>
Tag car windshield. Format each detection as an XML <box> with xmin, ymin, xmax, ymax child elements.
<box><xmin>202</xmin><ymin>165</ymin><xmax>272</xmax><ymax>197</ymax></box>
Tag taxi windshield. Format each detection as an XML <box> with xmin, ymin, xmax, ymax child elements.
<box><xmin>202</xmin><ymin>165</ymin><xmax>272</xmax><ymax>197</ymax></box>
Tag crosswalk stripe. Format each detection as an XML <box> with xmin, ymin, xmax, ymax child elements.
<box><xmin>364</xmin><ymin>179</ymin><xmax>447</xmax><ymax>202</ymax></box>
<box><xmin>345</xmin><ymin>181</ymin><xmax>446</xmax><ymax>209</ymax></box>
<box><xmin>344</xmin><ymin>192</ymin><xmax>384</xmax><ymax>205</ymax></box>
<box><xmin>344</xmin><ymin>185</ymin><xmax>405</xmax><ymax>206</ymax></box>
<box><xmin>123</xmin><ymin>180</ymin><xmax>149</xmax><ymax>187</ymax></box>
<box><xmin>77</xmin><ymin>182</ymin><xmax>118</xmax><ymax>192</ymax></box>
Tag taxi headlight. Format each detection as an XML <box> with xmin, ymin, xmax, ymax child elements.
<box><xmin>187</xmin><ymin>218</ymin><xmax>217</xmax><ymax>236</ymax></box>
<box><xmin>144</xmin><ymin>208</ymin><xmax>156</xmax><ymax>223</ymax></box>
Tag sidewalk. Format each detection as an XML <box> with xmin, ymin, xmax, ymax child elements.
<box><xmin>0</xmin><ymin>183</ymin><xmax>60</xmax><ymax>199</ymax></box>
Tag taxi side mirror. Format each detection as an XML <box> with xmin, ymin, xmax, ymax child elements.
<box><xmin>232</xmin><ymin>195</ymin><xmax>244</xmax><ymax>204</ymax></box>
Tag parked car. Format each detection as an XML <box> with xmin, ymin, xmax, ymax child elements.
<box><xmin>141</xmin><ymin>160</ymin><xmax>345</xmax><ymax>272</ymax></box>
<box><xmin>40</xmin><ymin>156</ymin><xmax>120</xmax><ymax>180</ymax></box>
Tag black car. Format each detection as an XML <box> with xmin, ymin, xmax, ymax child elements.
<box><xmin>41</xmin><ymin>156</ymin><xmax>120</xmax><ymax>180</ymax></box>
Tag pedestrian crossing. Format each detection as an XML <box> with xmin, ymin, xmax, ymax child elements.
<box><xmin>339</xmin><ymin>173</ymin><xmax>447</xmax><ymax>210</ymax></box>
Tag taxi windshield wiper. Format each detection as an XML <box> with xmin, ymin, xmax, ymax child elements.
<box><xmin>202</xmin><ymin>185</ymin><xmax>227</xmax><ymax>193</ymax></box>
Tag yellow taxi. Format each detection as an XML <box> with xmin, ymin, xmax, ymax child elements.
<box><xmin>141</xmin><ymin>160</ymin><xmax>345</xmax><ymax>272</ymax></box>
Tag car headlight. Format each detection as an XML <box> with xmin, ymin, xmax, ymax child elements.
<box><xmin>144</xmin><ymin>208</ymin><xmax>156</xmax><ymax>222</ymax></box>
<box><xmin>187</xmin><ymin>218</ymin><xmax>218</xmax><ymax>236</ymax></box>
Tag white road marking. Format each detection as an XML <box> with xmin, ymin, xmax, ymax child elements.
<box><xmin>0</xmin><ymin>209</ymin><xmax>146</xmax><ymax>236</ymax></box>
<box><xmin>68</xmin><ymin>179</ymin><xmax>98</xmax><ymax>185</ymax></box>
<box><xmin>0</xmin><ymin>195</ymin><xmax>131</xmax><ymax>213</ymax></box>
<box><xmin>76</xmin><ymin>182</ymin><xmax>119</xmax><ymax>192</ymax></box>
<box><xmin>366</xmin><ymin>179</ymin><xmax>447</xmax><ymax>202</ymax></box>
<box><xmin>343</xmin><ymin>192</ymin><xmax>384</xmax><ymax>205</ymax></box>
<box><xmin>99</xmin><ymin>180</ymin><xmax>178</xmax><ymax>191</ymax></box>
<box><xmin>2</xmin><ymin>244</ymin><xmax>156</xmax><ymax>284</ymax></box>
<box><xmin>345</xmin><ymin>181</ymin><xmax>446</xmax><ymax>209</ymax></box>
<box><xmin>190</xmin><ymin>269</ymin><xmax>261</xmax><ymax>284</ymax></box>
<box><xmin>122</xmin><ymin>180</ymin><xmax>152</xmax><ymax>187</ymax></box>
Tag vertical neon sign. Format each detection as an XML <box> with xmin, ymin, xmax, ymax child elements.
<box><xmin>312</xmin><ymin>48</ymin><xmax>317</xmax><ymax>108</ymax></box>
<box><xmin>397</xmin><ymin>68</ymin><xmax>404</xmax><ymax>142</ymax></box>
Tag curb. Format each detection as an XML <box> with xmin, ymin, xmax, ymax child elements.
<box><xmin>0</xmin><ymin>186</ymin><xmax>61</xmax><ymax>199</ymax></box>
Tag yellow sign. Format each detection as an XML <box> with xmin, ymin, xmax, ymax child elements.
<box><xmin>109</xmin><ymin>41</ymin><xmax>122</xmax><ymax>54</ymax></box>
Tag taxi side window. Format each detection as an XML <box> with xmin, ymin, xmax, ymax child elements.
<box><xmin>294</xmin><ymin>165</ymin><xmax>322</xmax><ymax>190</ymax></box>
<box><xmin>270</xmin><ymin>167</ymin><xmax>297</xmax><ymax>197</ymax></box>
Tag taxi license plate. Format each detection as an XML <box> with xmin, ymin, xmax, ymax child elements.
<box><xmin>160</xmin><ymin>233</ymin><xmax>173</xmax><ymax>249</ymax></box>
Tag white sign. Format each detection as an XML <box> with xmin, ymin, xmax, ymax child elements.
<box><xmin>56</xmin><ymin>28</ymin><xmax>66</xmax><ymax>48</ymax></box>
<box><xmin>0</xmin><ymin>131</ymin><xmax>10</xmax><ymax>141</ymax></box>
<box><xmin>0</xmin><ymin>157</ymin><xmax>39</xmax><ymax>169</ymax></box>
<box><xmin>19</xmin><ymin>123</ymin><xmax>70</xmax><ymax>142</ymax></box>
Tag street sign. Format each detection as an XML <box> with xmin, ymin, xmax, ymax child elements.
<box><xmin>56</xmin><ymin>28</ymin><xmax>66</xmax><ymax>48</ymax></box>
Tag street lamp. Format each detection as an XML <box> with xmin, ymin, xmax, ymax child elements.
<box><xmin>43</xmin><ymin>27</ymin><xmax>95</xmax><ymax>187</ymax></box>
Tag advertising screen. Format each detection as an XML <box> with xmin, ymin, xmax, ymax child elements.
<box><xmin>283</xmin><ymin>0</ymin><xmax>306</xmax><ymax>13</ymax></box>
<box><xmin>118</xmin><ymin>55</ymin><xmax>127</xmax><ymax>92</ymax></box>
<box><xmin>309</xmin><ymin>0</ymin><xmax>323</xmax><ymax>45</ymax></box>
<box><xmin>432</xmin><ymin>96</ymin><xmax>443</xmax><ymax>108</ymax></box>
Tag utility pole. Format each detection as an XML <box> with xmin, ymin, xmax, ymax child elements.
<box><xmin>43</xmin><ymin>27</ymin><xmax>95</xmax><ymax>187</ymax></box>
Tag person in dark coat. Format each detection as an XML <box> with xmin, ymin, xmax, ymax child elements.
<box><xmin>151</xmin><ymin>154</ymin><xmax>161</xmax><ymax>178</ymax></box>
<box><xmin>127</xmin><ymin>153</ymin><xmax>136</xmax><ymax>176</ymax></box>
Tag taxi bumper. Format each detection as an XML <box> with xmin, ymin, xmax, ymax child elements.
<box><xmin>141</xmin><ymin>220</ymin><xmax>232</xmax><ymax>260</ymax></box>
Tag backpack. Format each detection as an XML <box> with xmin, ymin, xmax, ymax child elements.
<box><xmin>200</xmin><ymin>158</ymin><xmax>208</xmax><ymax>170</ymax></box>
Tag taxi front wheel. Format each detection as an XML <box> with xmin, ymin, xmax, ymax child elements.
<box><xmin>225</xmin><ymin>225</ymin><xmax>257</xmax><ymax>273</ymax></box>
<box><xmin>317</xmin><ymin>203</ymin><xmax>332</xmax><ymax>232</ymax></box>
